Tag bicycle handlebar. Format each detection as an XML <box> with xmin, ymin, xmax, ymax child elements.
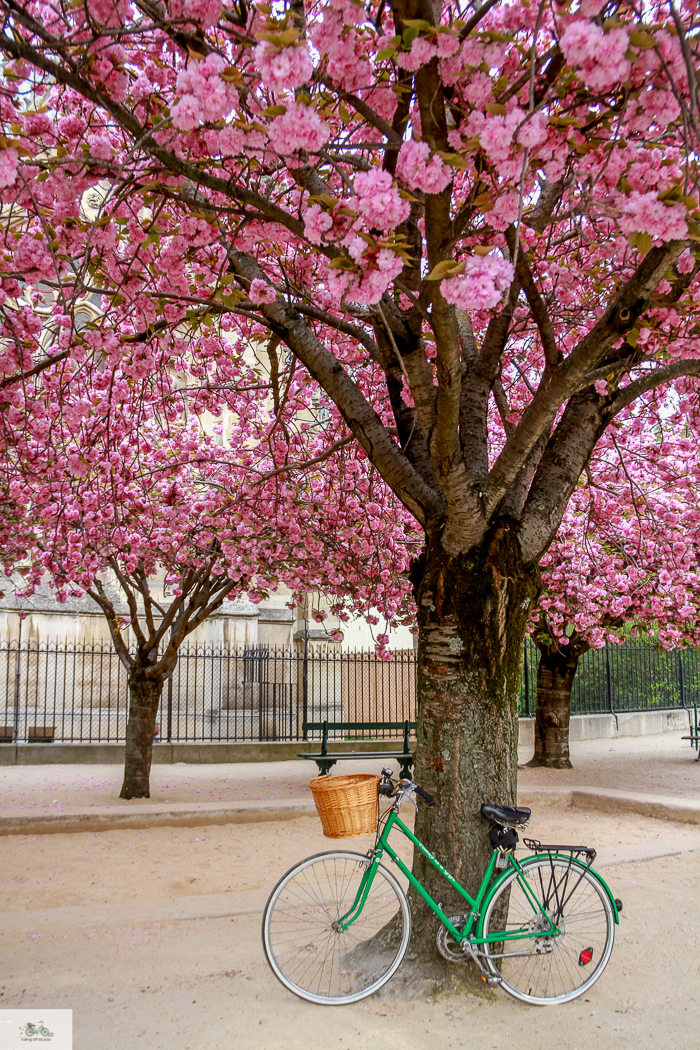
<box><xmin>414</xmin><ymin>783</ymin><xmax>436</xmax><ymax>807</ymax></box>
<box><xmin>378</xmin><ymin>771</ymin><xmax>436</xmax><ymax>807</ymax></box>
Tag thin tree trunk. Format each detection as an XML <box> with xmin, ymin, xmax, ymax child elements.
<box><xmin>396</xmin><ymin>525</ymin><xmax>538</xmax><ymax>992</ymax></box>
<box><xmin>526</xmin><ymin>642</ymin><xmax>584</xmax><ymax>769</ymax></box>
<box><xmin>120</xmin><ymin>667</ymin><xmax>164</xmax><ymax>799</ymax></box>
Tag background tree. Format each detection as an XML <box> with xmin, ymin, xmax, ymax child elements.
<box><xmin>2</xmin><ymin>0</ymin><xmax>700</xmax><ymax>981</ymax></box>
<box><xmin>529</xmin><ymin>391</ymin><xmax>700</xmax><ymax>766</ymax></box>
<box><xmin>3</xmin><ymin>343</ymin><xmax>416</xmax><ymax>797</ymax></box>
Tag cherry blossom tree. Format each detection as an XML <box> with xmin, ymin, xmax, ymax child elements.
<box><xmin>2</xmin><ymin>344</ymin><xmax>416</xmax><ymax>797</ymax></box>
<box><xmin>2</xmin><ymin>0</ymin><xmax>700</xmax><ymax>977</ymax></box>
<box><xmin>529</xmin><ymin>391</ymin><xmax>700</xmax><ymax>767</ymax></box>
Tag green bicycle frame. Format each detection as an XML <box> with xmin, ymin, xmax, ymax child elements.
<box><xmin>337</xmin><ymin>809</ymin><xmax>562</xmax><ymax>947</ymax></box>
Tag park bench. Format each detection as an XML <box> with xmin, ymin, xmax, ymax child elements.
<box><xmin>298</xmin><ymin>720</ymin><xmax>416</xmax><ymax>777</ymax></box>
<box><xmin>682</xmin><ymin>705</ymin><xmax>700</xmax><ymax>760</ymax></box>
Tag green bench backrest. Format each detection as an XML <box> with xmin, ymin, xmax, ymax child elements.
<box><xmin>302</xmin><ymin>721</ymin><xmax>416</xmax><ymax>731</ymax></box>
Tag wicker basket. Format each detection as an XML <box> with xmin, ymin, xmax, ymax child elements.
<box><xmin>308</xmin><ymin>774</ymin><xmax>380</xmax><ymax>838</ymax></box>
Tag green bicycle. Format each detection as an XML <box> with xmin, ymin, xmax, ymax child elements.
<box><xmin>262</xmin><ymin>768</ymin><xmax>622</xmax><ymax>1006</ymax></box>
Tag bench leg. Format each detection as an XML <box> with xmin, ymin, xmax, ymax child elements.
<box><xmin>399</xmin><ymin>757</ymin><xmax>413</xmax><ymax>779</ymax></box>
<box><xmin>315</xmin><ymin>759</ymin><xmax>337</xmax><ymax>776</ymax></box>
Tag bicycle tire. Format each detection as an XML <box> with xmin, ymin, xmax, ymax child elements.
<box><xmin>480</xmin><ymin>856</ymin><xmax>615</xmax><ymax>1005</ymax></box>
<box><xmin>262</xmin><ymin>850</ymin><xmax>411</xmax><ymax>1005</ymax></box>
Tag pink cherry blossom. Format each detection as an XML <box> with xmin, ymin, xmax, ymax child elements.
<box><xmin>441</xmin><ymin>255</ymin><xmax>514</xmax><ymax>311</ymax></box>
<box><xmin>303</xmin><ymin>203</ymin><xmax>334</xmax><ymax>245</ymax></box>
<box><xmin>13</xmin><ymin>236</ymin><xmax>56</xmax><ymax>283</ymax></box>
<box><xmin>254</xmin><ymin>41</ymin><xmax>313</xmax><ymax>95</ymax></box>
<box><xmin>353</xmin><ymin>169</ymin><xmax>410</xmax><ymax>231</ymax></box>
<box><xmin>182</xmin><ymin>0</ymin><xmax>221</xmax><ymax>28</ymax></box>
<box><xmin>396</xmin><ymin>139</ymin><xmax>452</xmax><ymax>195</ymax></box>
<box><xmin>397</xmin><ymin>38</ymin><xmax>438</xmax><ymax>72</ymax></box>
<box><xmin>0</xmin><ymin>147</ymin><xmax>18</xmax><ymax>188</ymax></box>
<box><xmin>560</xmin><ymin>21</ymin><xmax>630</xmax><ymax>92</ymax></box>
<box><xmin>249</xmin><ymin>279</ymin><xmax>276</xmax><ymax>305</ymax></box>
<box><xmin>618</xmin><ymin>192</ymin><xmax>688</xmax><ymax>242</ymax></box>
<box><xmin>268</xmin><ymin>101</ymin><xmax>330</xmax><ymax>156</ymax></box>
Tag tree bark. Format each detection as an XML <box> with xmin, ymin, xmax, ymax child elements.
<box><xmin>399</xmin><ymin>524</ymin><xmax>538</xmax><ymax>990</ymax></box>
<box><xmin>526</xmin><ymin>640</ymin><xmax>586</xmax><ymax>769</ymax></box>
<box><xmin>120</xmin><ymin>667</ymin><xmax>164</xmax><ymax>799</ymax></box>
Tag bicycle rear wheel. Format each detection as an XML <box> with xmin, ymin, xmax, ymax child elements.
<box><xmin>481</xmin><ymin>856</ymin><xmax>615</xmax><ymax>1005</ymax></box>
<box><xmin>262</xmin><ymin>850</ymin><xmax>411</xmax><ymax>1005</ymax></box>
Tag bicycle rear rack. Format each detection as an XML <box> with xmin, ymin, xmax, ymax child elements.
<box><xmin>523</xmin><ymin>838</ymin><xmax>597</xmax><ymax>863</ymax></box>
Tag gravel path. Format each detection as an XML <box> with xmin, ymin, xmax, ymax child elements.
<box><xmin>0</xmin><ymin>807</ymin><xmax>698</xmax><ymax>1050</ymax></box>
<box><xmin>0</xmin><ymin>731</ymin><xmax>697</xmax><ymax>821</ymax></box>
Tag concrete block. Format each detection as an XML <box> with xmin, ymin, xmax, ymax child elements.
<box><xmin>0</xmin><ymin>744</ymin><xmax>17</xmax><ymax>765</ymax></box>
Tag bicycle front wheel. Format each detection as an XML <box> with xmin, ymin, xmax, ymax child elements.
<box><xmin>262</xmin><ymin>850</ymin><xmax>411</xmax><ymax>1005</ymax></box>
<box><xmin>481</xmin><ymin>856</ymin><xmax>615</xmax><ymax>1005</ymax></box>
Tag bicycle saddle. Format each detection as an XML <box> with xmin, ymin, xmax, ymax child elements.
<box><xmin>481</xmin><ymin>803</ymin><xmax>531</xmax><ymax>826</ymax></box>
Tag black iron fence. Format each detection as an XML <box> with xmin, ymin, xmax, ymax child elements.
<box><xmin>518</xmin><ymin>640</ymin><xmax>700</xmax><ymax>717</ymax></box>
<box><xmin>0</xmin><ymin>639</ymin><xmax>416</xmax><ymax>744</ymax></box>
<box><xmin>0</xmin><ymin>638</ymin><xmax>697</xmax><ymax>745</ymax></box>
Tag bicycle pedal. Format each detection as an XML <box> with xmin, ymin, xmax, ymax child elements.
<box><xmin>481</xmin><ymin>975</ymin><xmax>502</xmax><ymax>985</ymax></box>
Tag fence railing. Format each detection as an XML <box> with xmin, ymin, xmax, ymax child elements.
<box><xmin>0</xmin><ymin>638</ymin><xmax>696</xmax><ymax>744</ymax></box>
<box><xmin>518</xmin><ymin>640</ymin><xmax>700</xmax><ymax>717</ymax></box>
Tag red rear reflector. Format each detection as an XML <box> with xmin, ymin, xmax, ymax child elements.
<box><xmin>579</xmin><ymin>948</ymin><xmax>593</xmax><ymax>966</ymax></box>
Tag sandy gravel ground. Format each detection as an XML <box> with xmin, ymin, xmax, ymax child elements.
<box><xmin>1</xmin><ymin>731</ymin><xmax>698</xmax><ymax>821</ymax></box>
<box><xmin>1</xmin><ymin>802</ymin><xmax>699</xmax><ymax>1050</ymax></box>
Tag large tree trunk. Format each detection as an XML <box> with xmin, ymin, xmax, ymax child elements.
<box><xmin>399</xmin><ymin>525</ymin><xmax>538</xmax><ymax>992</ymax></box>
<box><xmin>120</xmin><ymin>667</ymin><xmax>165</xmax><ymax>799</ymax></box>
<box><xmin>526</xmin><ymin>638</ymin><xmax>587</xmax><ymax>769</ymax></box>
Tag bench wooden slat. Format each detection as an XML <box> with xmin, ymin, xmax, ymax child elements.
<box><xmin>298</xmin><ymin>718</ymin><xmax>415</xmax><ymax>777</ymax></box>
<box><xmin>302</xmin><ymin>722</ymin><xmax>416</xmax><ymax>731</ymax></box>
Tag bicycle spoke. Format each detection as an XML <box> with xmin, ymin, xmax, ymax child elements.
<box><xmin>263</xmin><ymin>851</ymin><xmax>411</xmax><ymax>1005</ymax></box>
<box><xmin>481</xmin><ymin>857</ymin><xmax>615</xmax><ymax>1005</ymax></box>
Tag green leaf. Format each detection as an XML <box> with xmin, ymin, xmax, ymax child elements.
<box><xmin>629</xmin><ymin>29</ymin><xmax>656</xmax><ymax>49</ymax></box>
<box><xmin>376</xmin><ymin>46</ymin><xmax>397</xmax><ymax>61</ymax></box>
<box><xmin>627</xmin><ymin>230</ymin><xmax>653</xmax><ymax>254</ymax></box>
<box><xmin>426</xmin><ymin>259</ymin><xmax>465</xmax><ymax>280</ymax></box>
<box><xmin>401</xmin><ymin>18</ymin><xmax>434</xmax><ymax>32</ymax></box>
<box><xmin>328</xmin><ymin>256</ymin><xmax>356</xmax><ymax>271</ymax></box>
<box><xmin>437</xmin><ymin>150</ymin><xmax>466</xmax><ymax>170</ymax></box>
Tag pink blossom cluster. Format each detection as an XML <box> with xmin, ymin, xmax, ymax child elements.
<box><xmin>0</xmin><ymin>147</ymin><xmax>18</xmax><ymax>188</ymax></box>
<box><xmin>560</xmin><ymin>20</ymin><xmax>630</xmax><ymax>92</ymax></box>
<box><xmin>536</xmin><ymin>395</ymin><xmax>700</xmax><ymax>650</ymax></box>
<box><xmin>441</xmin><ymin>255</ymin><xmax>514</xmax><ymax>311</ymax></box>
<box><xmin>303</xmin><ymin>202</ymin><xmax>334</xmax><ymax>245</ymax></box>
<box><xmin>309</xmin><ymin>0</ymin><xmax>368</xmax><ymax>92</ymax></box>
<box><xmin>182</xmin><ymin>0</ymin><xmax>221</xmax><ymax>28</ymax></box>
<box><xmin>395</xmin><ymin>139</ymin><xmax>452</xmax><ymax>195</ymax></box>
<box><xmin>353</xmin><ymin>168</ymin><xmax>410</xmax><ymax>231</ymax></box>
<box><xmin>171</xmin><ymin>54</ymin><xmax>238</xmax><ymax>131</ymax></box>
<box><xmin>267</xmin><ymin>101</ymin><xmax>331</xmax><ymax>157</ymax></box>
<box><xmin>396</xmin><ymin>33</ymin><xmax>459</xmax><ymax>72</ymax></box>
<box><xmin>618</xmin><ymin>191</ymin><xmax>688</xmax><ymax>242</ymax></box>
<box><xmin>253</xmin><ymin>41</ymin><xmax>313</xmax><ymax>95</ymax></box>
<box><xmin>328</xmin><ymin>243</ymin><xmax>404</xmax><ymax>306</ymax></box>
<box><xmin>249</xmin><ymin>278</ymin><xmax>276</xmax><ymax>305</ymax></box>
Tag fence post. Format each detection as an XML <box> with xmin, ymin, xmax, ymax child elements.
<box><xmin>167</xmin><ymin>673</ymin><xmax>173</xmax><ymax>743</ymax></box>
<box><xmin>605</xmin><ymin>646</ymin><xmax>618</xmax><ymax>728</ymax></box>
<box><xmin>679</xmin><ymin>650</ymin><xmax>687</xmax><ymax>709</ymax></box>
<box><xmin>13</xmin><ymin>619</ymin><xmax>22</xmax><ymax>743</ymax></box>
<box><xmin>302</xmin><ymin>626</ymin><xmax>309</xmax><ymax>741</ymax></box>
<box><xmin>523</xmin><ymin>639</ymin><xmax>531</xmax><ymax>718</ymax></box>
